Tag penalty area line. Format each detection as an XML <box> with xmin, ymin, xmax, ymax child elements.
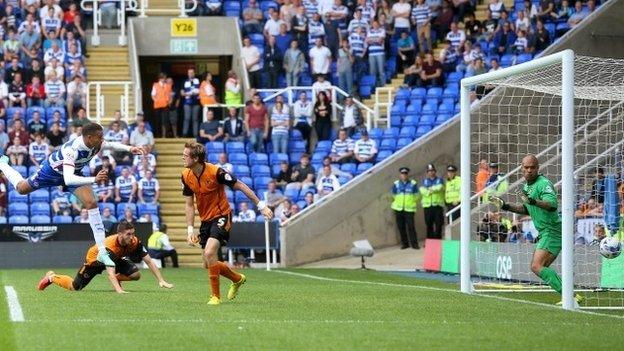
<box><xmin>273</xmin><ymin>270</ymin><xmax>624</xmax><ymax>320</ymax></box>
<box><xmin>4</xmin><ymin>286</ymin><xmax>25</xmax><ymax>322</ymax></box>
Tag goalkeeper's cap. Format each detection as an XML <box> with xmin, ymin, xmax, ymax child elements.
<box><xmin>426</xmin><ymin>164</ymin><xmax>436</xmax><ymax>172</ymax></box>
<box><xmin>489</xmin><ymin>162</ymin><xmax>499</xmax><ymax>169</ymax></box>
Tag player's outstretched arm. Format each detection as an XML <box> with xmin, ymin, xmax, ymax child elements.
<box><xmin>102</xmin><ymin>141</ymin><xmax>146</xmax><ymax>155</ymax></box>
<box><xmin>490</xmin><ymin>196</ymin><xmax>529</xmax><ymax>215</ymax></box>
<box><xmin>142</xmin><ymin>255</ymin><xmax>173</xmax><ymax>289</ymax></box>
<box><xmin>105</xmin><ymin>266</ymin><xmax>127</xmax><ymax>294</ymax></box>
<box><xmin>233</xmin><ymin>180</ymin><xmax>274</xmax><ymax>220</ymax></box>
<box><xmin>62</xmin><ymin>163</ymin><xmax>103</xmax><ymax>186</ymax></box>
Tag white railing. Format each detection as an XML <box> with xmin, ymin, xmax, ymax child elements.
<box><xmin>137</xmin><ymin>0</ymin><xmax>197</xmax><ymax>17</ymax></box>
<box><xmin>128</xmin><ymin>18</ymin><xmax>143</xmax><ymax>116</ymax></box>
<box><xmin>256</xmin><ymin>86</ymin><xmax>377</xmax><ymax>131</ymax></box>
<box><xmin>87</xmin><ymin>81</ymin><xmax>133</xmax><ymax>124</ymax></box>
<box><xmin>374</xmin><ymin>87</ymin><xmax>394</xmax><ymax>128</ymax></box>
<box><xmin>80</xmin><ymin>0</ymin><xmax>136</xmax><ymax>46</ymax></box>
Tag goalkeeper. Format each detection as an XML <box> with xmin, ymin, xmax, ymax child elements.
<box><xmin>491</xmin><ymin>154</ymin><xmax>583</xmax><ymax>304</ymax></box>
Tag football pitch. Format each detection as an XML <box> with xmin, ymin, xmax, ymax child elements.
<box><xmin>1</xmin><ymin>268</ymin><xmax>623</xmax><ymax>350</ymax></box>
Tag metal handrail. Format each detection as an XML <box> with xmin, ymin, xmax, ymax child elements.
<box><xmin>444</xmin><ymin>99</ymin><xmax>624</xmax><ymax>221</ymax></box>
<box><xmin>128</xmin><ymin>18</ymin><xmax>142</xmax><ymax>117</ymax></box>
<box><xmin>80</xmin><ymin>0</ymin><xmax>133</xmax><ymax>46</ymax></box>
<box><xmin>374</xmin><ymin>87</ymin><xmax>394</xmax><ymax>128</ymax></box>
<box><xmin>136</xmin><ymin>0</ymin><xmax>197</xmax><ymax>17</ymax></box>
<box><xmin>86</xmin><ymin>81</ymin><xmax>133</xmax><ymax>123</ymax></box>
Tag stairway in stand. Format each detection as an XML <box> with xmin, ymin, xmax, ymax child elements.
<box><xmin>155</xmin><ymin>138</ymin><xmax>204</xmax><ymax>267</ymax></box>
<box><xmin>85</xmin><ymin>46</ymin><xmax>135</xmax><ymax>126</ymax></box>
<box><xmin>143</xmin><ymin>0</ymin><xmax>184</xmax><ymax>16</ymax></box>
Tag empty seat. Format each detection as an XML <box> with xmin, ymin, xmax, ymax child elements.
<box><xmin>399</xmin><ymin>126</ymin><xmax>416</xmax><ymax>138</ymax></box>
<box><xmin>229</xmin><ymin>153</ymin><xmax>248</xmax><ymax>165</ymax></box>
<box><xmin>383</xmin><ymin>127</ymin><xmax>400</xmax><ymax>139</ymax></box>
<box><xmin>138</xmin><ymin>203</ymin><xmax>159</xmax><ymax>216</ymax></box>
<box><xmin>416</xmin><ymin>125</ymin><xmax>433</xmax><ymax>137</ymax></box>
<box><xmin>253</xmin><ymin>177</ymin><xmax>273</xmax><ymax>189</ymax></box>
<box><xmin>116</xmin><ymin>203</ymin><xmax>137</xmax><ymax>217</ymax></box>
<box><xmin>419</xmin><ymin>115</ymin><xmax>435</xmax><ymax>127</ymax></box>
<box><xmin>315</xmin><ymin>140</ymin><xmax>332</xmax><ymax>154</ymax></box>
<box><xmin>206</xmin><ymin>142</ymin><xmax>225</xmax><ymax>153</ymax></box>
<box><xmin>233</xmin><ymin>164</ymin><xmax>250</xmax><ymax>177</ymax></box>
<box><xmin>9</xmin><ymin>215</ymin><xmax>29</xmax><ymax>224</ymax></box>
<box><xmin>269</xmin><ymin>153</ymin><xmax>289</xmax><ymax>166</ymax></box>
<box><xmin>402</xmin><ymin>115</ymin><xmax>419</xmax><ymax>127</ymax></box>
<box><xmin>13</xmin><ymin>165</ymin><xmax>27</xmax><ymax>178</ymax></box>
<box><xmin>98</xmin><ymin>202</ymin><xmax>116</xmax><ymax>214</ymax></box>
<box><xmin>379</xmin><ymin>139</ymin><xmax>396</xmax><ymax>152</ymax></box>
<box><xmin>9</xmin><ymin>202</ymin><xmax>29</xmax><ymax>216</ymax></box>
<box><xmin>340</xmin><ymin>163</ymin><xmax>356</xmax><ymax>174</ymax></box>
<box><xmin>397</xmin><ymin>137</ymin><xmax>412</xmax><ymax>149</ymax></box>
<box><xmin>249</xmin><ymin>153</ymin><xmax>269</xmax><ymax>166</ymax></box>
<box><xmin>426</xmin><ymin>87</ymin><xmax>443</xmax><ymax>101</ymax></box>
<box><xmin>31</xmin><ymin>215</ymin><xmax>51</xmax><ymax>224</ymax></box>
<box><xmin>289</xmin><ymin>141</ymin><xmax>306</xmax><ymax>153</ymax></box>
<box><xmin>29</xmin><ymin>189</ymin><xmax>49</xmax><ymax>203</ymax></box>
<box><xmin>226</xmin><ymin>142</ymin><xmax>245</xmax><ymax>154</ymax></box>
<box><xmin>52</xmin><ymin>215</ymin><xmax>73</xmax><ymax>224</ymax></box>
<box><xmin>377</xmin><ymin>150</ymin><xmax>393</xmax><ymax>162</ymax></box>
<box><xmin>284</xmin><ymin>188</ymin><xmax>300</xmax><ymax>201</ymax></box>
<box><xmin>30</xmin><ymin>202</ymin><xmax>50</xmax><ymax>216</ymax></box>
<box><xmin>356</xmin><ymin>163</ymin><xmax>374</xmax><ymax>175</ymax></box>
<box><xmin>251</xmin><ymin>165</ymin><xmax>271</xmax><ymax>177</ymax></box>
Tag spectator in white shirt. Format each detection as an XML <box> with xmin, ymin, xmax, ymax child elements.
<box><xmin>66</xmin><ymin>75</ymin><xmax>86</xmax><ymax>117</ymax></box>
<box><xmin>353</xmin><ymin>129</ymin><xmax>378</xmax><ymax>163</ymax></box>
<box><xmin>311</xmin><ymin>74</ymin><xmax>332</xmax><ymax>97</ymax></box>
<box><xmin>392</xmin><ymin>0</ymin><xmax>412</xmax><ymax>35</ymax></box>
<box><xmin>339</xmin><ymin>96</ymin><xmax>363</xmax><ymax>136</ymax></box>
<box><xmin>216</xmin><ymin>152</ymin><xmax>234</xmax><ymax>174</ymax></box>
<box><xmin>130</xmin><ymin>121</ymin><xmax>155</xmax><ymax>153</ymax></box>
<box><xmin>44</xmin><ymin>58</ymin><xmax>64</xmax><ymax>79</ymax></box>
<box><xmin>235</xmin><ymin>202</ymin><xmax>257</xmax><ymax>222</ymax></box>
<box><xmin>293</xmin><ymin>92</ymin><xmax>313</xmax><ymax>145</ymax></box>
<box><xmin>43</xmin><ymin>42</ymin><xmax>65</xmax><ymax>66</ymax></box>
<box><xmin>316</xmin><ymin>164</ymin><xmax>341</xmax><ymax>197</ymax></box>
<box><xmin>309</xmin><ymin>38</ymin><xmax>332</xmax><ymax>77</ymax></box>
<box><xmin>241</xmin><ymin>36</ymin><xmax>262</xmax><ymax>89</ymax></box>
<box><xmin>263</xmin><ymin>8</ymin><xmax>284</xmax><ymax>39</ymax></box>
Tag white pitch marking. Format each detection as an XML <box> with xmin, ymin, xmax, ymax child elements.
<box><xmin>4</xmin><ymin>286</ymin><xmax>25</xmax><ymax>322</ymax></box>
<box><xmin>273</xmin><ymin>270</ymin><xmax>624</xmax><ymax>320</ymax></box>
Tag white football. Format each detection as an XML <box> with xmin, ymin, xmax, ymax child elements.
<box><xmin>599</xmin><ymin>236</ymin><xmax>622</xmax><ymax>259</ymax></box>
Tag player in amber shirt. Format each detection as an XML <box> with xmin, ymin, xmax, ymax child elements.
<box><xmin>182</xmin><ymin>141</ymin><xmax>273</xmax><ymax>305</ymax></box>
<box><xmin>37</xmin><ymin>221</ymin><xmax>173</xmax><ymax>294</ymax></box>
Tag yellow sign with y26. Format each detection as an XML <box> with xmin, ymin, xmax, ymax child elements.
<box><xmin>171</xmin><ymin>18</ymin><xmax>197</xmax><ymax>37</ymax></box>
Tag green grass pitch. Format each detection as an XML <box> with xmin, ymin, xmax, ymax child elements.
<box><xmin>1</xmin><ymin>268</ymin><xmax>623</xmax><ymax>350</ymax></box>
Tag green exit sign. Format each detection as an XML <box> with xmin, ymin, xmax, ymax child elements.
<box><xmin>170</xmin><ymin>39</ymin><xmax>198</xmax><ymax>54</ymax></box>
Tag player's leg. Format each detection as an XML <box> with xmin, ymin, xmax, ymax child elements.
<box><xmin>116</xmin><ymin>258</ymin><xmax>141</xmax><ymax>282</ymax></box>
<box><xmin>73</xmin><ymin>185</ymin><xmax>115</xmax><ymax>267</ymax></box>
<box><xmin>0</xmin><ymin>155</ymin><xmax>33</xmax><ymax>194</ymax></box>
<box><xmin>531</xmin><ymin>247</ymin><xmax>561</xmax><ymax>294</ymax></box>
<box><xmin>203</xmin><ymin>237</ymin><xmax>223</xmax><ymax>304</ymax></box>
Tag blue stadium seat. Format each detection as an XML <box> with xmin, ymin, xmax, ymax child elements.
<box><xmin>28</xmin><ymin>165</ymin><xmax>39</xmax><ymax>176</ymax></box>
<box><xmin>544</xmin><ymin>22</ymin><xmax>556</xmax><ymax>39</ymax></box>
<box><xmin>289</xmin><ymin>152</ymin><xmax>304</xmax><ymax>165</ymax></box>
<box><xmin>516</xmin><ymin>53</ymin><xmax>533</xmax><ymax>64</ymax></box>
<box><xmin>390</xmin><ymin>115</ymin><xmax>402</xmax><ymax>128</ymax></box>
<box><xmin>226</xmin><ymin>142</ymin><xmax>245</xmax><ymax>154</ymax></box>
<box><xmin>7</xmin><ymin>107</ymin><xmax>25</xmax><ymax>119</ymax></box>
<box><xmin>45</xmin><ymin>107</ymin><xmax>66</xmax><ymax>120</ymax></box>
<box><xmin>225</xmin><ymin>188</ymin><xmax>234</xmax><ymax>202</ymax></box>
<box><xmin>207</xmin><ymin>153</ymin><xmax>219</xmax><ymax>163</ymax></box>
<box><xmin>206</xmin><ymin>141</ymin><xmax>224</xmax><ymax>154</ymax></box>
<box><xmin>369</xmin><ymin>128</ymin><xmax>383</xmax><ymax>140</ymax></box>
<box><xmin>438</xmin><ymin>102</ymin><xmax>454</xmax><ymax>114</ymax></box>
<box><xmin>9</xmin><ymin>191</ymin><xmax>28</xmax><ymax>203</ymax></box>
<box><xmin>436</xmin><ymin>114</ymin><xmax>453</xmax><ymax>124</ymax></box>
<box><xmin>260</xmin><ymin>0</ymin><xmax>278</xmax><ymax>11</ymax></box>
<box><xmin>269</xmin><ymin>153</ymin><xmax>289</xmax><ymax>166</ymax></box>
<box><xmin>9</xmin><ymin>215</ymin><xmax>29</xmax><ymax>224</ymax></box>
<box><xmin>284</xmin><ymin>188</ymin><xmax>300</xmax><ymax>201</ymax></box>
<box><xmin>442</xmin><ymin>86</ymin><xmax>459</xmax><ymax>100</ymax></box>
<box><xmin>116</xmin><ymin>203</ymin><xmax>137</xmax><ymax>218</ymax></box>
<box><xmin>256</xmin><ymin>215</ymin><xmax>266</xmax><ymax>222</ymax></box>
<box><xmin>359</xmin><ymin>85</ymin><xmax>372</xmax><ymax>98</ymax></box>
<box><xmin>397</xmin><ymin>138</ymin><xmax>412</xmax><ymax>149</ymax></box>
<box><xmin>270</xmin><ymin>164</ymin><xmax>280</xmax><ymax>177</ymax></box>
<box><xmin>26</xmin><ymin>106</ymin><xmax>45</xmax><ymax>120</ymax></box>
<box><xmin>406</xmin><ymin>103</ymin><xmax>422</xmax><ymax>116</ymax></box>
<box><xmin>421</xmin><ymin>103</ymin><xmax>437</xmax><ymax>115</ymax></box>
<box><xmin>383</xmin><ymin>127</ymin><xmax>400</xmax><ymax>139</ymax></box>
<box><xmin>340</xmin><ymin>163</ymin><xmax>356</xmax><ymax>174</ymax></box>
<box><xmin>446</xmin><ymin>71</ymin><xmax>463</xmax><ymax>83</ymax></box>
<box><xmin>426</xmin><ymin>87</ymin><xmax>443</xmax><ymax>101</ymax></box>
<box><xmin>253</xmin><ymin>177</ymin><xmax>273</xmax><ymax>189</ymax></box>
<box><xmin>233</xmin><ymin>164</ymin><xmax>250</xmax><ymax>177</ymax></box>
<box><xmin>30</xmin><ymin>202</ymin><xmax>50</xmax><ymax>216</ymax></box>
<box><xmin>419</xmin><ymin>115</ymin><xmax>435</xmax><ymax>127</ymax></box>
<box><xmin>416</xmin><ymin>125</ymin><xmax>433</xmax><ymax>137</ymax></box>
<box><xmin>500</xmin><ymin>54</ymin><xmax>515</xmax><ymax>67</ymax></box>
<box><xmin>13</xmin><ymin>165</ymin><xmax>27</xmax><ymax>178</ymax></box>
<box><xmin>98</xmin><ymin>202</ymin><xmax>116</xmax><ymax>214</ymax></box>
<box><xmin>315</xmin><ymin>141</ymin><xmax>332</xmax><ymax>154</ymax></box>
<box><xmin>356</xmin><ymin>163</ymin><xmax>374</xmax><ymax>175</ymax></box>
<box><xmin>377</xmin><ymin>150</ymin><xmax>393</xmax><ymax>162</ymax></box>
<box><xmin>29</xmin><ymin>189</ymin><xmax>49</xmax><ymax>203</ymax></box>
<box><xmin>239</xmin><ymin>176</ymin><xmax>253</xmax><ymax>187</ymax></box>
<box><xmin>249</xmin><ymin>153</ymin><xmax>269</xmax><ymax>166</ymax></box>
<box><xmin>410</xmin><ymin>88</ymin><xmax>427</xmax><ymax>102</ymax></box>
<box><xmin>52</xmin><ymin>215</ymin><xmax>73</xmax><ymax>224</ymax></box>
<box><xmin>402</xmin><ymin>115</ymin><xmax>419</xmax><ymax>127</ymax></box>
<box><xmin>138</xmin><ymin>203</ymin><xmax>159</xmax><ymax>216</ymax></box>
<box><xmin>31</xmin><ymin>215</ymin><xmax>51</xmax><ymax>224</ymax></box>
<box><xmin>289</xmin><ymin>141</ymin><xmax>306</xmax><ymax>153</ymax></box>
<box><xmin>454</xmin><ymin>102</ymin><xmax>461</xmax><ymax>114</ymax></box>
<box><xmin>9</xmin><ymin>202</ymin><xmax>29</xmax><ymax>216</ymax></box>
<box><xmin>299</xmin><ymin>187</ymin><xmax>316</xmax><ymax>200</ymax></box>
<box><xmin>399</xmin><ymin>126</ymin><xmax>416</xmax><ymax>139</ymax></box>
<box><xmin>0</xmin><ymin>216</ymin><xmax>6</xmax><ymax>224</ymax></box>
<box><xmin>359</xmin><ymin>75</ymin><xmax>376</xmax><ymax>87</ymax></box>
<box><xmin>251</xmin><ymin>165</ymin><xmax>271</xmax><ymax>177</ymax></box>
<box><xmin>394</xmin><ymin>88</ymin><xmax>410</xmax><ymax>101</ymax></box>
<box><xmin>391</xmin><ymin>104</ymin><xmax>407</xmax><ymax>118</ymax></box>
<box><xmin>229</xmin><ymin>153</ymin><xmax>248</xmax><ymax>166</ymax></box>
<box><xmin>311</xmin><ymin>152</ymin><xmax>326</xmax><ymax>163</ymax></box>
<box><xmin>290</xmin><ymin>129</ymin><xmax>303</xmax><ymax>141</ymax></box>
<box><xmin>235</xmin><ymin>191</ymin><xmax>248</xmax><ymax>203</ymax></box>
<box><xmin>379</xmin><ymin>139</ymin><xmax>396</xmax><ymax>152</ymax></box>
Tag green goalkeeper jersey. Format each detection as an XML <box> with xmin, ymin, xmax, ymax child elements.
<box><xmin>522</xmin><ymin>174</ymin><xmax>562</xmax><ymax>238</ymax></box>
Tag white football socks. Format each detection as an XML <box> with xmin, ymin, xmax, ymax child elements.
<box><xmin>87</xmin><ymin>208</ymin><xmax>106</xmax><ymax>250</ymax></box>
<box><xmin>0</xmin><ymin>162</ymin><xmax>25</xmax><ymax>187</ymax></box>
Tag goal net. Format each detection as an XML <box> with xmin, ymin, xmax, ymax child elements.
<box><xmin>459</xmin><ymin>51</ymin><xmax>624</xmax><ymax>310</ymax></box>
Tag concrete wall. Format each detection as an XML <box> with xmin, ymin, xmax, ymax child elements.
<box><xmin>279</xmin><ymin>0</ymin><xmax>624</xmax><ymax>266</ymax></box>
<box><xmin>280</xmin><ymin>122</ymin><xmax>460</xmax><ymax>266</ymax></box>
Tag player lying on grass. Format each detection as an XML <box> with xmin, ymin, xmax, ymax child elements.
<box><xmin>0</xmin><ymin>123</ymin><xmax>147</xmax><ymax>267</ymax></box>
<box><xmin>490</xmin><ymin>154</ymin><xmax>583</xmax><ymax>305</ymax></box>
<box><xmin>182</xmin><ymin>141</ymin><xmax>273</xmax><ymax>305</ymax></box>
<box><xmin>38</xmin><ymin>221</ymin><xmax>173</xmax><ymax>294</ymax></box>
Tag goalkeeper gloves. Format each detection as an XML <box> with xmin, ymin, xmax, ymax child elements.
<box><xmin>490</xmin><ymin>196</ymin><xmax>510</xmax><ymax>211</ymax></box>
<box><xmin>517</xmin><ymin>191</ymin><xmax>537</xmax><ymax>205</ymax></box>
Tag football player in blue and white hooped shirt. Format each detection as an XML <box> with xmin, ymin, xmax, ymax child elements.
<box><xmin>115</xmin><ymin>167</ymin><xmax>137</xmax><ymax>203</ymax></box>
<box><xmin>138</xmin><ymin>170</ymin><xmax>160</xmax><ymax>204</ymax></box>
<box><xmin>28</xmin><ymin>132</ymin><xmax>49</xmax><ymax>167</ymax></box>
<box><xmin>0</xmin><ymin>123</ymin><xmax>147</xmax><ymax>266</ymax></box>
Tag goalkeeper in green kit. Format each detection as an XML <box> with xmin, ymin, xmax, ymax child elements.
<box><xmin>491</xmin><ymin>154</ymin><xmax>583</xmax><ymax>304</ymax></box>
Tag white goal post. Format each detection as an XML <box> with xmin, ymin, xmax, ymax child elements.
<box><xmin>459</xmin><ymin>50</ymin><xmax>576</xmax><ymax>310</ymax></box>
